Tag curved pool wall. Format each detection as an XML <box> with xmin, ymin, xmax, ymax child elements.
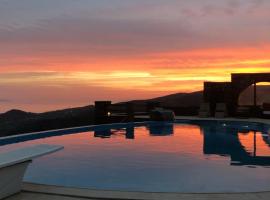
<box><xmin>0</xmin><ymin>119</ymin><xmax>269</xmax><ymax>147</ymax></box>
<box><xmin>0</xmin><ymin>122</ymin><xmax>148</xmax><ymax>146</ymax></box>
<box><xmin>0</xmin><ymin>119</ymin><xmax>270</xmax><ymax>193</ymax></box>
<box><xmin>0</xmin><ymin>120</ymin><xmax>192</xmax><ymax>146</ymax></box>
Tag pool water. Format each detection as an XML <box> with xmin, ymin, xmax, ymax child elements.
<box><xmin>1</xmin><ymin>120</ymin><xmax>270</xmax><ymax>193</ymax></box>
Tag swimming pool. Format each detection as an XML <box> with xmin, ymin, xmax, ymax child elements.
<box><xmin>1</xmin><ymin>120</ymin><xmax>270</xmax><ymax>193</ymax></box>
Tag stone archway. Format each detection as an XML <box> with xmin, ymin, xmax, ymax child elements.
<box><xmin>238</xmin><ymin>82</ymin><xmax>270</xmax><ymax>106</ymax></box>
<box><xmin>231</xmin><ymin>73</ymin><xmax>270</xmax><ymax>110</ymax></box>
<box><xmin>203</xmin><ymin>73</ymin><xmax>270</xmax><ymax>116</ymax></box>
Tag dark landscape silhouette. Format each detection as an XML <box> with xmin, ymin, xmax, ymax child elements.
<box><xmin>0</xmin><ymin>85</ymin><xmax>270</xmax><ymax>137</ymax></box>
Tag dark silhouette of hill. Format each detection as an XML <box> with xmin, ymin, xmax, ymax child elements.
<box><xmin>0</xmin><ymin>85</ymin><xmax>269</xmax><ymax>137</ymax></box>
<box><xmin>0</xmin><ymin>109</ymin><xmax>36</xmax><ymax>121</ymax></box>
<box><xmin>0</xmin><ymin>92</ymin><xmax>203</xmax><ymax>137</ymax></box>
<box><xmin>118</xmin><ymin>91</ymin><xmax>203</xmax><ymax>107</ymax></box>
<box><xmin>0</xmin><ymin>106</ymin><xmax>94</xmax><ymax>137</ymax></box>
<box><xmin>149</xmin><ymin>86</ymin><xmax>270</xmax><ymax>107</ymax></box>
<box><xmin>116</xmin><ymin>91</ymin><xmax>203</xmax><ymax>116</ymax></box>
<box><xmin>150</xmin><ymin>91</ymin><xmax>203</xmax><ymax>107</ymax></box>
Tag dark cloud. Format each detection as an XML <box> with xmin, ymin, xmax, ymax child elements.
<box><xmin>0</xmin><ymin>17</ymin><xmax>197</xmax><ymax>57</ymax></box>
<box><xmin>1</xmin><ymin>14</ymin><xmax>269</xmax><ymax>62</ymax></box>
<box><xmin>0</xmin><ymin>71</ymin><xmax>60</xmax><ymax>79</ymax></box>
<box><xmin>0</xmin><ymin>0</ymin><xmax>269</xmax><ymax>61</ymax></box>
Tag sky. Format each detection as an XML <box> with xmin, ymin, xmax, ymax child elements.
<box><xmin>0</xmin><ymin>0</ymin><xmax>270</xmax><ymax>112</ymax></box>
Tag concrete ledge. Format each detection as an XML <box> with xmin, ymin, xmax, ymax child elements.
<box><xmin>22</xmin><ymin>182</ymin><xmax>270</xmax><ymax>200</ymax></box>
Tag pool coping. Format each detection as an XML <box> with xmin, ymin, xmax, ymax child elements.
<box><xmin>0</xmin><ymin>121</ymin><xmax>150</xmax><ymax>146</ymax></box>
<box><xmin>2</xmin><ymin>116</ymin><xmax>270</xmax><ymax>199</ymax></box>
<box><xmin>22</xmin><ymin>182</ymin><xmax>270</xmax><ymax>200</ymax></box>
<box><xmin>175</xmin><ymin>116</ymin><xmax>270</xmax><ymax>125</ymax></box>
<box><xmin>0</xmin><ymin>116</ymin><xmax>269</xmax><ymax>144</ymax></box>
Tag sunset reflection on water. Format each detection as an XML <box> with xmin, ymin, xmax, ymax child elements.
<box><xmin>0</xmin><ymin>122</ymin><xmax>270</xmax><ymax>192</ymax></box>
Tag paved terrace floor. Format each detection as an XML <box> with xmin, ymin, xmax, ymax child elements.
<box><xmin>5</xmin><ymin>116</ymin><xmax>270</xmax><ymax>200</ymax></box>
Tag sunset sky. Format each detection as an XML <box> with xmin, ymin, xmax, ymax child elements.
<box><xmin>1</xmin><ymin>0</ymin><xmax>270</xmax><ymax>112</ymax></box>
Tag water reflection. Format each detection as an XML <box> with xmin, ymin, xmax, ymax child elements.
<box><xmin>94</xmin><ymin>126</ymin><xmax>135</xmax><ymax>139</ymax></box>
<box><xmin>126</xmin><ymin>126</ymin><xmax>135</xmax><ymax>139</ymax></box>
<box><xmin>1</xmin><ymin>121</ymin><xmax>270</xmax><ymax>192</ymax></box>
<box><xmin>94</xmin><ymin>129</ymin><xmax>112</xmax><ymax>138</ymax></box>
<box><xmin>199</xmin><ymin>122</ymin><xmax>270</xmax><ymax>166</ymax></box>
<box><xmin>93</xmin><ymin>122</ymin><xmax>270</xmax><ymax>166</ymax></box>
<box><xmin>1</xmin><ymin>121</ymin><xmax>270</xmax><ymax>168</ymax></box>
<box><xmin>94</xmin><ymin>123</ymin><xmax>174</xmax><ymax>139</ymax></box>
<box><xmin>148</xmin><ymin>123</ymin><xmax>174</xmax><ymax>136</ymax></box>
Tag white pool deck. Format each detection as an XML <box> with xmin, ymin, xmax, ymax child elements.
<box><xmin>4</xmin><ymin>116</ymin><xmax>270</xmax><ymax>200</ymax></box>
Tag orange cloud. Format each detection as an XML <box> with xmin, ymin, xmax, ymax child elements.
<box><xmin>1</xmin><ymin>0</ymin><xmax>270</xmax><ymax>112</ymax></box>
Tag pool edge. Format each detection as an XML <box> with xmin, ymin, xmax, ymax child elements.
<box><xmin>4</xmin><ymin>116</ymin><xmax>270</xmax><ymax>199</ymax></box>
<box><xmin>1</xmin><ymin>116</ymin><xmax>269</xmax><ymax>142</ymax></box>
<box><xmin>22</xmin><ymin>182</ymin><xmax>270</xmax><ymax>200</ymax></box>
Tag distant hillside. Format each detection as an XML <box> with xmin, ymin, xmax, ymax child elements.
<box><xmin>135</xmin><ymin>85</ymin><xmax>270</xmax><ymax>107</ymax></box>
<box><xmin>148</xmin><ymin>86</ymin><xmax>270</xmax><ymax>107</ymax></box>
<box><xmin>117</xmin><ymin>86</ymin><xmax>269</xmax><ymax>114</ymax></box>
<box><xmin>1</xmin><ymin>86</ymin><xmax>269</xmax><ymax>137</ymax></box>
<box><xmin>0</xmin><ymin>106</ymin><xmax>94</xmax><ymax>137</ymax></box>
<box><xmin>0</xmin><ymin>109</ymin><xmax>36</xmax><ymax>122</ymax></box>
<box><xmin>114</xmin><ymin>91</ymin><xmax>203</xmax><ymax>116</ymax></box>
<box><xmin>119</xmin><ymin>91</ymin><xmax>203</xmax><ymax>108</ymax></box>
<box><xmin>150</xmin><ymin>91</ymin><xmax>203</xmax><ymax>107</ymax></box>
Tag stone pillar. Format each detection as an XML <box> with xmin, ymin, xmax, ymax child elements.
<box><xmin>94</xmin><ymin>101</ymin><xmax>111</xmax><ymax>124</ymax></box>
<box><xmin>253</xmin><ymin>82</ymin><xmax>257</xmax><ymax>107</ymax></box>
<box><xmin>126</xmin><ymin>102</ymin><xmax>134</xmax><ymax>122</ymax></box>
